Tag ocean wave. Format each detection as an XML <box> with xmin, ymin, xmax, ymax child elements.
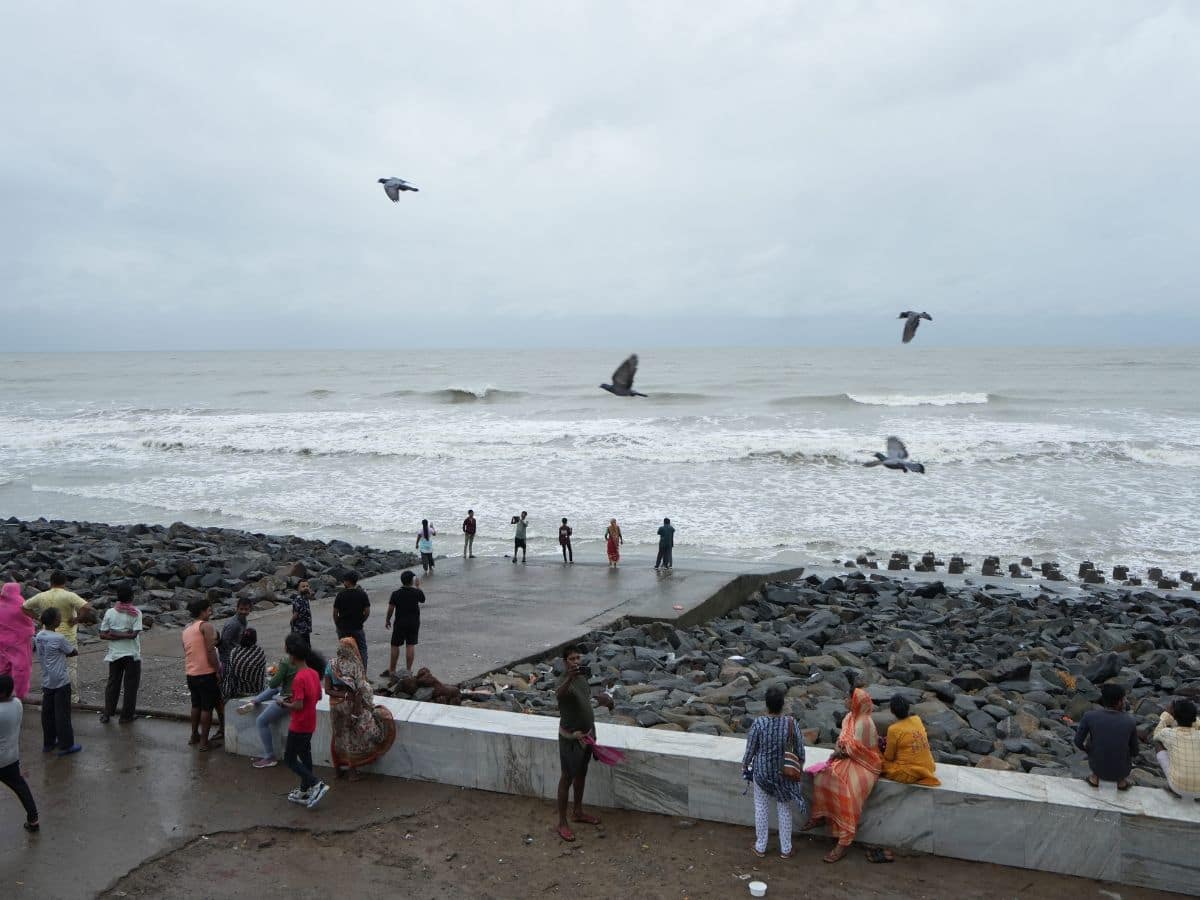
<box><xmin>645</xmin><ymin>392</ymin><xmax>720</xmax><ymax>402</ymax></box>
<box><xmin>305</xmin><ymin>389</ymin><xmax>336</xmax><ymax>398</ymax></box>
<box><xmin>377</xmin><ymin>387</ymin><xmax>527</xmax><ymax>403</ymax></box>
<box><xmin>770</xmin><ymin>392</ymin><xmax>994</xmax><ymax>408</ymax></box>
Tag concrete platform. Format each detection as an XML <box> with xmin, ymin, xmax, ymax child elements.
<box><xmin>357</xmin><ymin>555</ymin><xmax>804</xmax><ymax>684</ymax></box>
<box><xmin>226</xmin><ymin>695</ymin><xmax>1200</xmax><ymax>895</ymax></box>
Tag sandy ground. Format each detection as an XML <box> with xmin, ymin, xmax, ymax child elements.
<box><xmin>0</xmin><ymin>716</ymin><xmax>1177</xmax><ymax>900</ymax></box>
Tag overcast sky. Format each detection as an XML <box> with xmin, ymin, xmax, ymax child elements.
<box><xmin>3</xmin><ymin>2</ymin><xmax>1198</xmax><ymax>349</ymax></box>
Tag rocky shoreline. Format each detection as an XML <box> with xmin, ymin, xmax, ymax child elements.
<box><xmin>464</xmin><ymin>571</ymin><xmax>1200</xmax><ymax>784</ymax></box>
<box><xmin>0</xmin><ymin>517</ymin><xmax>415</xmax><ymax>640</ymax></box>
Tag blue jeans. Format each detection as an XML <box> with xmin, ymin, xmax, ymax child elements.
<box><xmin>251</xmin><ymin>687</ymin><xmax>288</xmax><ymax>758</ymax></box>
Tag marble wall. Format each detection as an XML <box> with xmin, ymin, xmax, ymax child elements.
<box><xmin>225</xmin><ymin>698</ymin><xmax>1200</xmax><ymax>895</ymax></box>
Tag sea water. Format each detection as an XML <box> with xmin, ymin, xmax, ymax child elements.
<box><xmin>0</xmin><ymin>346</ymin><xmax>1196</xmax><ymax>571</ymax></box>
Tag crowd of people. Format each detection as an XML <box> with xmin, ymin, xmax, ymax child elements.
<box><xmin>1</xmin><ymin>549</ymin><xmax>1198</xmax><ymax>851</ymax></box>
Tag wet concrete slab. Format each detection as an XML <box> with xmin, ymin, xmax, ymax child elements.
<box><xmin>0</xmin><ymin>713</ymin><xmax>447</xmax><ymax>900</ymax></box>
<box><xmin>59</xmin><ymin>553</ymin><xmax>800</xmax><ymax>718</ymax></box>
<box><xmin>357</xmin><ymin>554</ymin><xmax>804</xmax><ymax>683</ymax></box>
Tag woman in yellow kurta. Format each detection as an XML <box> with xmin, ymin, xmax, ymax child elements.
<box><xmin>882</xmin><ymin>695</ymin><xmax>941</xmax><ymax>786</ymax></box>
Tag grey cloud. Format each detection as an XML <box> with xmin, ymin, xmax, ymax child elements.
<box><xmin>1</xmin><ymin>1</ymin><xmax>1198</xmax><ymax>349</ymax></box>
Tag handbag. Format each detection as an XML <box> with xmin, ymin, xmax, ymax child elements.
<box><xmin>782</xmin><ymin>718</ymin><xmax>805</xmax><ymax>782</ymax></box>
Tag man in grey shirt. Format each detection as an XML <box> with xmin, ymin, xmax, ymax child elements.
<box><xmin>0</xmin><ymin>673</ymin><xmax>39</xmax><ymax>830</ymax></box>
<box><xmin>512</xmin><ymin>511</ymin><xmax>529</xmax><ymax>564</ymax></box>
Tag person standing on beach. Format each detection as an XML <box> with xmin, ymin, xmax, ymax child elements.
<box><xmin>332</xmin><ymin>572</ymin><xmax>370</xmax><ymax>670</ymax></box>
<box><xmin>559</xmin><ymin>518</ymin><xmax>574</xmax><ymax>564</ymax></box>
<box><xmin>290</xmin><ymin>581</ymin><xmax>313</xmax><ymax>649</ymax></box>
<box><xmin>462</xmin><ymin>510</ymin><xmax>477</xmax><ymax>558</ymax></box>
<box><xmin>0</xmin><ymin>582</ymin><xmax>35</xmax><ymax>700</ymax></box>
<box><xmin>182</xmin><ymin>597</ymin><xmax>221</xmax><ymax>751</ymax></box>
<box><xmin>35</xmin><ymin>609</ymin><xmax>80</xmax><ymax>756</ymax></box>
<box><xmin>98</xmin><ymin>584</ymin><xmax>142</xmax><ymax>724</ymax></box>
<box><xmin>512</xmin><ymin>512</ymin><xmax>529</xmax><ymax>564</ymax></box>
<box><xmin>655</xmin><ymin>518</ymin><xmax>675</xmax><ymax>571</ymax></box>
<box><xmin>604</xmin><ymin>519</ymin><xmax>623</xmax><ymax>568</ymax></box>
<box><xmin>416</xmin><ymin>520</ymin><xmax>437</xmax><ymax>575</ymax></box>
<box><xmin>0</xmin><ymin>673</ymin><xmax>39</xmax><ymax>832</ymax></box>
<box><xmin>554</xmin><ymin>644</ymin><xmax>607</xmax><ymax>842</ymax></box>
<box><xmin>22</xmin><ymin>571</ymin><xmax>95</xmax><ymax>703</ymax></box>
<box><xmin>279</xmin><ymin>633</ymin><xmax>329</xmax><ymax>809</ymax></box>
<box><xmin>385</xmin><ymin>570</ymin><xmax>425</xmax><ymax>678</ymax></box>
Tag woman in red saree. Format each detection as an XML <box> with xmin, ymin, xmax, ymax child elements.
<box><xmin>604</xmin><ymin>519</ymin><xmax>623</xmax><ymax>568</ymax></box>
<box><xmin>806</xmin><ymin>687</ymin><xmax>882</xmax><ymax>862</ymax></box>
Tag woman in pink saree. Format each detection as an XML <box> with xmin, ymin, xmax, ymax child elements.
<box><xmin>806</xmin><ymin>687</ymin><xmax>883</xmax><ymax>862</ymax></box>
<box><xmin>0</xmin><ymin>583</ymin><xmax>35</xmax><ymax>698</ymax></box>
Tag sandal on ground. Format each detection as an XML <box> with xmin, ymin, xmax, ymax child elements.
<box><xmin>556</xmin><ymin>825</ymin><xmax>575</xmax><ymax>842</ymax></box>
<box><xmin>866</xmin><ymin>848</ymin><xmax>895</xmax><ymax>863</ymax></box>
<box><xmin>572</xmin><ymin>813</ymin><xmax>601</xmax><ymax>825</ymax></box>
<box><xmin>1117</xmin><ymin>779</ymin><xmax>1132</xmax><ymax>791</ymax></box>
<box><xmin>24</xmin><ymin>821</ymin><xmax>39</xmax><ymax>833</ymax></box>
<box><xmin>824</xmin><ymin>845</ymin><xmax>848</xmax><ymax>864</ymax></box>
<box><xmin>800</xmin><ymin>818</ymin><xmax>824</xmax><ymax>832</ymax></box>
<box><xmin>1086</xmin><ymin>775</ymin><xmax>1100</xmax><ymax>788</ymax></box>
<box><xmin>780</xmin><ymin>850</ymin><xmax>793</xmax><ymax>860</ymax></box>
<box><xmin>197</xmin><ymin>743</ymin><xmax>211</xmax><ymax>752</ymax></box>
<box><xmin>751</xmin><ymin>847</ymin><xmax>766</xmax><ymax>858</ymax></box>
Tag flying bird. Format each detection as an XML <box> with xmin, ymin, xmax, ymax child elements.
<box><xmin>863</xmin><ymin>436</ymin><xmax>926</xmax><ymax>473</ymax></box>
<box><xmin>600</xmin><ymin>354</ymin><xmax>647</xmax><ymax>397</ymax></box>
<box><xmin>378</xmin><ymin>177</ymin><xmax>420</xmax><ymax>202</ymax></box>
<box><xmin>898</xmin><ymin>310</ymin><xmax>933</xmax><ymax>343</ymax></box>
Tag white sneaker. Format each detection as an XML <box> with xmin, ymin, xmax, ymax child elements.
<box><xmin>306</xmin><ymin>781</ymin><xmax>330</xmax><ymax>809</ymax></box>
<box><xmin>237</xmin><ymin>702</ymin><xmax>257</xmax><ymax>715</ymax></box>
<box><xmin>288</xmin><ymin>787</ymin><xmax>311</xmax><ymax>804</ymax></box>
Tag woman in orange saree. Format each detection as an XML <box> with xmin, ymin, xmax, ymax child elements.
<box><xmin>806</xmin><ymin>687</ymin><xmax>882</xmax><ymax>862</ymax></box>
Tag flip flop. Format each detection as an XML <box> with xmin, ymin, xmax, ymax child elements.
<box><xmin>572</xmin><ymin>813</ymin><xmax>601</xmax><ymax>825</ymax></box>
<box><xmin>866</xmin><ymin>848</ymin><xmax>895</xmax><ymax>863</ymax></box>
<box><xmin>751</xmin><ymin>847</ymin><xmax>766</xmax><ymax>858</ymax></box>
<box><xmin>1086</xmin><ymin>775</ymin><xmax>1100</xmax><ymax>788</ymax></box>
<box><xmin>823</xmin><ymin>845</ymin><xmax>848</xmax><ymax>864</ymax></box>
<box><xmin>1117</xmin><ymin>780</ymin><xmax>1132</xmax><ymax>791</ymax></box>
<box><xmin>556</xmin><ymin>825</ymin><xmax>575</xmax><ymax>842</ymax></box>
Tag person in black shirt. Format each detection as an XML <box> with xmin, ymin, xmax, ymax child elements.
<box><xmin>558</xmin><ymin>518</ymin><xmax>573</xmax><ymax>563</ymax></box>
<box><xmin>290</xmin><ymin>580</ymin><xmax>313</xmax><ymax>648</ymax></box>
<box><xmin>332</xmin><ymin>571</ymin><xmax>370</xmax><ymax>670</ymax></box>
<box><xmin>384</xmin><ymin>570</ymin><xmax>425</xmax><ymax>678</ymax></box>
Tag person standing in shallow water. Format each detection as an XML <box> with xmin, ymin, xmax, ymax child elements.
<box><xmin>559</xmin><ymin>518</ymin><xmax>573</xmax><ymax>563</ymax></box>
<box><xmin>512</xmin><ymin>512</ymin><xmax>529</xmax><ymax>564</ymax></box>
<box><xmin>604</xmin><ymin>519</ymin><xmax>623</xmax><ymax>568</ymax></box>
<box><xmin>655</xmin><ymin>518</ymin><xmax>675</xmax><ymax>571</ymax></box>
<box><xmin>462</xmin><ymin>510</ymin><xmax>477</xmax><ymax>558</ymax></box>
<box><xmin>416</xmin><ymin>520</ymin><xmax>437</xmax><ymax>575</ymax></box>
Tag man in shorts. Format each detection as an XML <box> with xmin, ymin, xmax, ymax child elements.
<box><xmin>385</xmin><ymin>570</ymin><xmax>426</xmax><ymax>678</ymax></box>
<box><xmin>554</xmin><ymin>644</ymin><xmax>612</xmax><ymax>841</ymax></box>
<box><xmin>181</xmin><ymin>598</ymin><xmax>221</xmax><ymax>750</ymax></box>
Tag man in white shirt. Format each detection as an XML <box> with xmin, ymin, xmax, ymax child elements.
<box><xmin>98</xmin><ymin>584</ymin><xmax>143</xmax><ymax>724</ymax></box>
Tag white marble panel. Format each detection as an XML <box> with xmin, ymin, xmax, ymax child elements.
<box><xmin>611</xmin><ymin>748</ymin><xmax>689</xmax><ymax>816</ymax></box>
<box><xmin>931</xmin><ymin>791</ymin><xmax>1028</xmax><ymax>869</ymax></box>
<box><xmin>1120</xmin><ymin>813</ymin><xmax>1200</xmax><ymax>895</ymax></box>
<box><xmin>687</xmin><ymin>755</ymin><xmax>755</xmax><ymax>827</ymax></box>
<box><xmin>222</xmin><ymin>699</ymin><xmax>1200</xmax><ymax>894</ymax></box>
<box><xmin>857</xmin><ymin>780</ymin><xmax>935</xmax><ymax>853</ymax></box>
